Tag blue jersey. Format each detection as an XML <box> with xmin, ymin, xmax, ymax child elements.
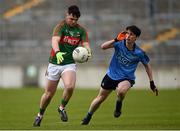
<box><xmin>107</xmin><ymin>40</ymin><xmax>150</xmax><ymax>80</ymax></box>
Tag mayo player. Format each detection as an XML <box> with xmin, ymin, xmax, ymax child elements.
<box><xmin>33</xmin><ymin>5</ymin><xmax>91</xmax><ymax>126</ymax></box>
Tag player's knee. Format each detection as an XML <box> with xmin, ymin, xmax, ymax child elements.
<box><xmin>45</xmin><ymin>92</ymin><xmax>54</xmax><ymax>99</ymax></box>
<box><xmin>116</xmin><ymin>90</ymin><xmax>125</xmax><ymax>99</ymax></box>
<box><xmin>65</xmin><ymin>83</ymin><xmax>75</xmax><ymax>91</ymax></box>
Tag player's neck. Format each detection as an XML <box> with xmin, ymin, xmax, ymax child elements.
<box><xmin>126</xmin><ymin>42</ymin><xmax>135</xmax><ymax>51</ymax></box>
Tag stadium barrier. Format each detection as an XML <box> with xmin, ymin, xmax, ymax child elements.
<box><xmin>0</xmin><ymin>65</ymin><xmax>179</xmax><ymax>89</ymax></box>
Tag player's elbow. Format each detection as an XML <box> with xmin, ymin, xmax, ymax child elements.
<box><xmin>101</xmin><ymin>40</ymin><xmax>114</xmax><ymax>50</ymax></box>
<box><xmin>101</xmin><ymin>44</ymin><xmax>106</xmax><ymax>50</ymax></box>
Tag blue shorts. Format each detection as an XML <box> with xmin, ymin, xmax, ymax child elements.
<box><xmin>101</xmin><ymin>74</ymin><xmax>135</xmax><ymax>90</ymax></box>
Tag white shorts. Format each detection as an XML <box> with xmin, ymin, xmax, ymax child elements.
<box><xmin>46</xmin><ymin>63</ymin><xmax>76</xmax><ymax>81</ymax></box>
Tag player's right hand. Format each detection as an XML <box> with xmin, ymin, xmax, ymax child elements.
<box><xmin>114</xmin><ymin>31</ymin><xmax>127</xmax><ymax>42</ymax></box>
<box><xmin>150</xmin><ymin>81</ymin><xmax>158</xmax><ymax>96</ymax></box>
<box><xmin>56</xmin><ymin>51</ymin><xmax>66</xmax><ymax>64</ymax></box>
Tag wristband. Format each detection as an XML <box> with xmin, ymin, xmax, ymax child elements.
<box><xmin>150</xmin><ymin>81</ymin><xmax>154</xmax><ymax>85</ymax></box>
<box><xmin>55</xmin><ymin>51</ymin><xmax>60</xmax><ymax>54</ymax></box>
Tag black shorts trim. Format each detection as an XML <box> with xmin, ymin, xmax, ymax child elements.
<box><xmin>101</xmin><ymin>74</ymin><xmax>135</xmax><ymax>90</ymax></box>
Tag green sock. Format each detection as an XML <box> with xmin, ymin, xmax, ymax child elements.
<box><xmin>39</xmin><ymin>108</ymin><xmax>45</xmax><ymax>115</ymax></box>
<box><xmin>61</xmin><ymin>99</ymin><xmax>68</xmax><ymax>107</ymax></box>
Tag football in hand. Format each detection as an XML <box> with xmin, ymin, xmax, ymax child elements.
<box><xmin>72</xmin><ymin>47</ymin><xmax>89</xmax><ymax>63</ymax></box>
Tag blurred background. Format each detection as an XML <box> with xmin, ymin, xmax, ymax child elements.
<box><xmin>0</xmin><ymin>0</ymin><xmax>179</xmax><ymax>89</ymax></box>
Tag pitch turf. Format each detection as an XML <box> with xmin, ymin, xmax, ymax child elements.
<box><xmin>0</xmin><ymin>87</ymin><xmax>180</xmax><ymax>130</ymax></box>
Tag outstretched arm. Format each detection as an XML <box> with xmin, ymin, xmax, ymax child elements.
<box><xmin>143</xmin><ymin>63</ymin><xmax>158</xmax><ymax>96</ymax></box>
<box><xmin>52</xmin><ymin>36</ymin><xmax>61</xmax><ymax>52</ymax></box>
<box><xmin>144</xmin><ymin>63</ymin><xmax>153</xmax><ymax>81</ymax></box>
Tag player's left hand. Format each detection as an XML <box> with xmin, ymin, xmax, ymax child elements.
<box><xmin>150</xmin><ymin>81</ymin><xmax>158</xmax><ymax>96</ymax></box>
<box><xmin>86</xmin><ymin>47</ymin><xmax>92</xmax><ymax>59</ymax></box>
<box><xmin>82</xmin><ymin>42</ymin><xmax>92</xmax><ymax>60</ymax></box>
<box><xmin>114</xmin><ymin>31</ymin><xmax>127</xmax><ymax>42</ymax></box>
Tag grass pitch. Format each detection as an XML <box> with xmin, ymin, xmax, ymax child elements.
<box><xmin>0</xmin><ymin>87</ymin><xmax>180</xmax><ymax>130</ymax></box>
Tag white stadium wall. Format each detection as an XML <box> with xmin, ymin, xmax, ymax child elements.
<box><xmin>135</xmin><ymin>65</ymin><xmax>180</xmax><ymax>89</ymax></box>
<box><xmin>0</xmin><ymin>65</ymin><xmax>179</xmax><ymax>89</ymax></box>
<box><xmin>0</xmin><ymin>65</ymin><xmax>23</xmax><ymax>88</ymax></box>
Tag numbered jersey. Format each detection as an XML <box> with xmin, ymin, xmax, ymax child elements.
<box><xmin>49</xmin><ymin>20</ymin><xmax>89</xmax><ymax>65</ymax></box>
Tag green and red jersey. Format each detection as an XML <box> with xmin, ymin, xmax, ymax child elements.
<box><xmin>49</xmin><ymin>20</ymin><xmax>89</xmax><ymax>65</ymax></box>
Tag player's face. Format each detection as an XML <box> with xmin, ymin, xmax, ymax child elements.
<box><xmin>125</xmin><ymin>30</ymin><xmax>137</xmax><ymax>44</ymax></box>
<box><xmin>66</xmin><ymin>13</ymin><xmax>78</xmax><ymax>27</ymax></box>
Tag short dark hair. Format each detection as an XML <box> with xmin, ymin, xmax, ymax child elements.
<box><xmin>126</xmin><ymin>25</ymin><xmax>141</xmax><ymax>37</ymax></box>
<box><xmin>68</xmin><ymin>5</ymin><xmax>81</xmax><ymax>18</ymax></box>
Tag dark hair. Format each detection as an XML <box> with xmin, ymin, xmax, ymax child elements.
<box><xmin>68</xmin><ymin>5</ymin><xmax>81</xmax><ymax>18</ymax></box>
<box><xmin>126</xmin><ymin>25</ymin><xmax>141</xmax><ymax>37</ymax></box>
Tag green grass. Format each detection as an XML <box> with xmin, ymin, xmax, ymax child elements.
<box><xmin>0</xmin><ymin>87</ymin><xmax>180</xmax><ymax>130</ymax></box>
